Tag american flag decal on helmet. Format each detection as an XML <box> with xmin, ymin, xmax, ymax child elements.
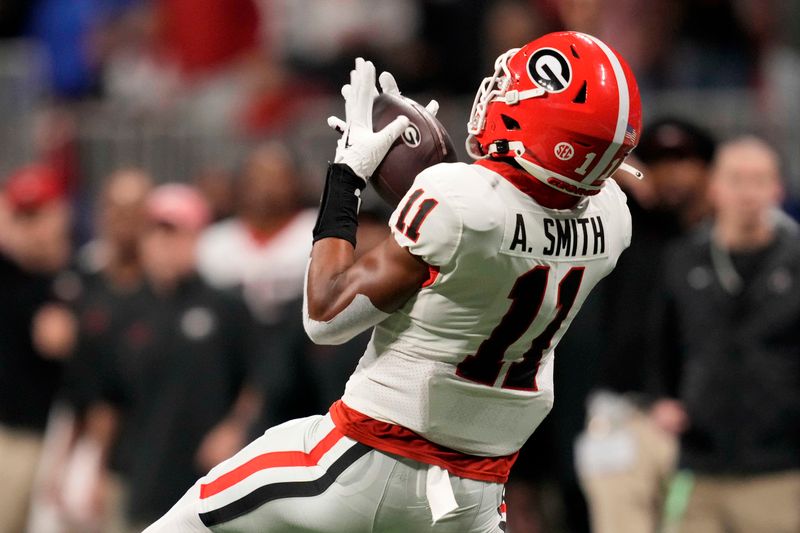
<box><xmin>624</xmin><ymin>123</ymin><xmax>638</xmax><ymax>144</ymax></box>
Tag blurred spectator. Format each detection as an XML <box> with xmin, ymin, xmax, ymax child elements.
<box><xmin>649</xmin><ymin>137</ymin><xmax>800</xmax><ymax>532</ymax></box>
<box><xmin>82</xmin><ymin>184</ymin><xmax>260</xmax><ymax>531</ymax></box>
<box><xmin>196</xmin><ymin>141</ymin><xmax>316</xmax><ymax>324</ymax></box>
<box><xmin>28</xmin><ymin>0</ymin><xmax>138</xmax><ymax>99</ymax></box>
<box><xmin>0</xmin><ymin>164</ymin><xmax>72</xmax><ymax>533</ymax></box>
<box><xmin>101</xmin><ymin>0</ymin><xmax>270</xmax><ymax>132</ymax></box>
<box><xmin>193</xmin><ymin>166</ymin><xmax>235</xmax><ymax>222</ymax></box>
<box><xmin>484</xmin><ymin>0</ymin><xmax>550</xmax><ymax>70</ymax></box>
<box><xmin>555</xmin><ymin>0</ymin><xmax>759</xmax><ymax>90</ymax></box>
<box><xmin>273</xmin><ymin>0</ymin><xmax>420</xmax><ymax>80</ymax></box>
<box><xmin>599</xmin><ymin>118</ymin><xmax>716</xmax><ymax>391</ymax></box>
<box><xmin>155</xmin><ymin>0</ymin><xmax>259</xmax><ymax>78</ymax></box>
<box><xmin>555</xmin><ymin>0</ymin><xmax>679</xmax><ymax>89</ymax></box>
<box><xmin>246</xmin><ymin>208</ymin><xmax>393</xmax><ymax>438</ymax></box>
<box><xmin>196</xmin><ymin>141</ymin><xmax>317</xmax><ymax>432</ymax></box>
<box><xmin>665</xmin><ymin>0</ymin><xmax>755</xmax><ymax>88</ymax></box>
<box><xmin>77</xmin><ymin>168</ymin><xmax>152</xmax><ymax>278</ymax></box>
<box><xmin>576</xmin><ymin>119</ymin><xmax>716</xmax><ymax>533</ymax></box>
<box><xmin>414</xmin><ymin>0</ymin><xmax>487</xmax><ymax>94</ymax></box>
<box><xmin>26</xmin><ymin>169</ymin><xmax>152</xmax><ymax>533</ymax></box>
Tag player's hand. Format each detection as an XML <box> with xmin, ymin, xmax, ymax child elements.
<box><xmin>377</xmin><ymin>71</ymin><xmax>440</xmax><ymax>116</ymax></box>
<box><xmin>328</xmin><ymin>70</ymin><xmax>439</xmax><ymax>133</ymax></box>
<box><xmin>326</xmin><ymin>58</ymin><xmax>409</xmax><ymax>181</ymax></box>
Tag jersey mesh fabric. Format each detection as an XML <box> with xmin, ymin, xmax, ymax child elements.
<box><xmin>343</xmin><ymin>162</ymin><xmax>631</xmax><ymax>456</ymax></box>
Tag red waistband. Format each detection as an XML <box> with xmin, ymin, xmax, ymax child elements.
<box><xmin>329</xmin><ymin>400</ymin><xmax>516</xmax><ymax>483</ymax></box>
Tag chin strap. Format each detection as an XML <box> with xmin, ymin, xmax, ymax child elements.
<box><xmin>473</xmin><ymin>139</ymin><xmax>643</xmax><ymax>196</ymax></box>
<box><xmin>492</xmin><ymin>140</ymin><xmax>601</xmax><ymax>197</ymax></box>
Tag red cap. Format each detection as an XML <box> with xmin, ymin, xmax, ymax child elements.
<box><xmin>146</xmin><ymin>183</ymin><xmax>210</xmax><ymax>232</ymax></box>
<box><xmin>4</xmin><ymin>164</ymin><xmax>66</xmax><ymax>211</ymax></box>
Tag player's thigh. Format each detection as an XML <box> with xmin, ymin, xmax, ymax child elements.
<box><xmin>212</xmin><ymin>448</ymin><xmax>397</xmax><ymax>533</ymax></box>
<box><xmin>197</xmin><ymin>414</ymin><xmax>389</xmax><ymax>533</ymax></box>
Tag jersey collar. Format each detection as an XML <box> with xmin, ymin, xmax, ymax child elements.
<box><xmin>474</xmin><ymin>158</ymin><xmax>581</xmax><ymax>210</ymax></box>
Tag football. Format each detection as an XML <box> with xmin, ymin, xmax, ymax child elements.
<box><xmin>371</xmin><ymin>93</ymin><xmax>457</xmax><ymax>206</ymax></box>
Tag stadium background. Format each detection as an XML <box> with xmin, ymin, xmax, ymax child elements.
<box><xmin>0</xmin><ymin>1</ymin><xmax>798</xmax><ymax>532</ymax></box>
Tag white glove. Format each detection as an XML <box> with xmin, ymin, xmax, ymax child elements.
<box><xmin>326</xmin><ymin>58</ymin><xmax>409</xmax><ymax>181</ymax></box>
<box><xmin>328</xmin><ymin>71</ymin><xmax>440</xmax><ymax>133</ymax></box>
<box><xmin>377</xmin><ymin>71</ymin><xmax>440</xmax><ymax>116</ymax></box>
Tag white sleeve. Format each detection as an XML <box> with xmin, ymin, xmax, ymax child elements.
<box><xmin>302</xmin><ymin>261</ymin><xmax>389</xmax><ymax>345</ymax></box>
<box><xmin>388</xmin><ymin>170</ymin><xmax>462</xmax><ymax>266</ymax></box>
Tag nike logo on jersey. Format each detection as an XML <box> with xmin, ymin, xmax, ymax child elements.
<box><xmin>502</xmin><ymin>212</ymin><xmax>608</xmax><ymax>260</ymax></box>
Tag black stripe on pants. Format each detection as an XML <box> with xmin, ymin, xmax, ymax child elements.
<box><xmin>199</xmin><ymin>443</ymin><xmax>372</xmax><ymax>527</ymax></box>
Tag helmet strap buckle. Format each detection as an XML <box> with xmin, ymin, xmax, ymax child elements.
<box><xmin>493</xmin><ymin>140</ymin><xmax>510</xmax><ymax>154</ymax></box>
<box><xmin>486</xmin><ymin>140</ymin><xmax>526</xmax><ymax>157</ymax></box>
<box><xmin>504</xmin><ymin>90</ymin><xmax>520</xmax><ymax>105</ymax></box>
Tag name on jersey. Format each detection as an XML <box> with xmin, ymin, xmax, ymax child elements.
<box><xmin>500</xmin><ymin>211</ymin><xmax>608</xmax><ymax>260</ymax></box>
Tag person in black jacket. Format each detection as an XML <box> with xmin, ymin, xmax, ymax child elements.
<box><xmin>577</xmin><ymin>118</ymin><xmax>716</xmax><ymax>533</ymax></box>
<box><xmin>83</xmin><ymin>184</ymin><xmax>262</xmax><ymax>532</ymax></box>
<box><xmin>649</xmin><ymin>136</ymin><xmax>800</xmax><ymax>533</ymax></box>
<box><xmin>0</xmin><ymin>164</ymin><xmax>72</xmax><ymax>533</ymax></box>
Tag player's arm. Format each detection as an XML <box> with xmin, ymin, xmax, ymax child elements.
<box><xmin>306</xmin><ymin>232</ymin><xmax>428</xmax><ymax>324</ymax></box>
<box><xmin>304</xmin><ymin>58</ymin><xmax>428</xmax><ymax>344</ymax></box>
<box><xmin>304</xmin><ymin>162</ymin><xmax>430</xmax><ymax>344</ymax></box>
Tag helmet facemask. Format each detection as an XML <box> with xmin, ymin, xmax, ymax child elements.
<box><xmin>466</xmin><ymin>48</ymin><xmax>546</xmax><ymax>160</ymax></box>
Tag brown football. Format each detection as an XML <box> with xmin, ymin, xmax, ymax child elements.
<box><xmin>371</xmin><ymin>93</ymin><xmax>457</xmax><ymax>206</ymax></box>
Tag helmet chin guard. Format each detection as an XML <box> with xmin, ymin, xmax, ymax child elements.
<box><xmin>465</xmin><ymin>32</ymin><xmax>643</xmax><ymax>197</ymax></box>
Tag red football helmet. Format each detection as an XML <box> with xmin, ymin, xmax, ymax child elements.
<box><xmin>467</xmin><ymin>31</ymin><xmax>642</xmax><ymax>197</ymax></box>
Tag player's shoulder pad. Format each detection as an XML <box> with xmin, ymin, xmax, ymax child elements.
<box><xmin>389</xmin><ymin>162</ymin><xmax>506</xmax><ymax>265</ymax></box>
<box><xmin>388</xmin><ymin>163</ymin><xmax>467</xmax><ymax>266</ymax></box>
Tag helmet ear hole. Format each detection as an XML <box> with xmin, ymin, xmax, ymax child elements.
<box><xmin>573</xmin><ymin>81</ymin><xmax>587</xmax><ymax>104</ymax></box>
<box><xmin>500</xmin><ymin>114</ymin><xmax>521</xmax><ymax>130</ymax></box>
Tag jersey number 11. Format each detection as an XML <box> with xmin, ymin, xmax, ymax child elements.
<box><xmin>456</xmin><ymin>266</ymin><xmax>585</xmax><ymax>391</ymax></box>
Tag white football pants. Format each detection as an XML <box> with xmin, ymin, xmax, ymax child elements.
<box><xmin>142</xmin><ymin>414</ymin><xmax>506</xmax><ymax>532</ymax></box>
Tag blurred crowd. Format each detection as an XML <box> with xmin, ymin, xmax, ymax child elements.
<box><xmin>1</xmin><ymin>0</ymin><xmax>798</xmax><ymax>100</ymax></box>
<box><xmin>0</xmin><ymin>146</ymin><xmax>391</xmax><ymax>532</ymax></box>
<box><xmin>1</xmin><ymin>1</ymin><xmax>799</xmax><ymax>533</ymax></box>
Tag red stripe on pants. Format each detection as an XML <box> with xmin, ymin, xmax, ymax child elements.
<box><xmin>200</xmin><ymin>427</ymin><xmax>344</xmax><ymax>499</ymax></box>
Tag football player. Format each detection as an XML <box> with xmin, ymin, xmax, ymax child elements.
<box><xmin>145</xmin><ymin>31</ymin><xmax>642</xmax><ymax>532</ymax></box>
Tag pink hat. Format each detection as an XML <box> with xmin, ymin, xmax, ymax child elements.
<box><xmin>146</xmin><ymin>183</ymin><xmax>210</xmax><ymax>232</ymax></box>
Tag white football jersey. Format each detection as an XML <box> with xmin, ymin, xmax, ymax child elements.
<box><xmin>342</xmin><ymin>162</ymin><xmax>631</xmax><ymax>456</ymax></box>
<box><xmin>196</xmin><ymin>210</ymin><xmax>317</xmax><ymax>323</ymax></box>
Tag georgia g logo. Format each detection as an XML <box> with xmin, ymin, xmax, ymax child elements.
<box><xmin>401</xmin><ymin>123</ymin><xmax>421</xmax><ymax>148</ymax></box>
<box><xmin>527</xmin><ymin>48</ymin><xmax>572</xmax><ymax>93</ymax></box>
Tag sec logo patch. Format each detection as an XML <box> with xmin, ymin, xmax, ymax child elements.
<box><xmin>554</xmin><ymin>142</ymin><xmax>575</xmax><ymax>160</ymax></box>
